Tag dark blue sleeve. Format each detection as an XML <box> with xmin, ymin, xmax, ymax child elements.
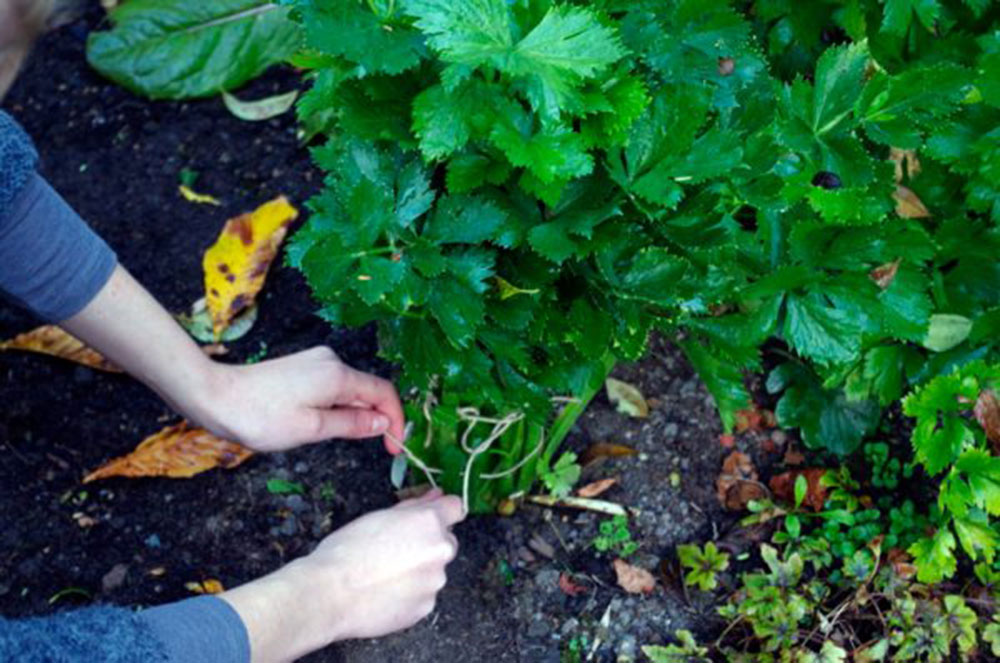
<box><xmin>0</xmin><ymin>597</ymin><xmax>251</xmax><ymax>663</ymax></box>
<box><xmin>0</xmin><ymin>605</ymin><xmax>169</xmax><ymax>663</ymax></box>
<box><xmin>0</xmin><ymin>172</ymin><xmax>118</xmax><ymax>321</ymax></box>
<box><xmin>0</xmin><ymin>110</ymin><xmax>118</xmax><ymax>321</ymax></box>
<box><xmin>139</xmin><ymin>596</ymin><xmax>251</xmax><ymax>663</ymax></box>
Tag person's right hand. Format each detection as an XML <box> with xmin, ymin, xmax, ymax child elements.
<box><xmin>302</xmin><ymin>489</ymin><xmax>464</xmax><ymax>640</ymax></box>
<box><xmin>220</xmin><ymin>490</ymin><xmax>465</xmax><ymax>663</ymax></box>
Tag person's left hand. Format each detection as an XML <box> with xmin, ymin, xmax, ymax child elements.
<box><xmin>190</xmin><ymin>346</ymin><xmax>406</xmax><ymax>454</ymax></box>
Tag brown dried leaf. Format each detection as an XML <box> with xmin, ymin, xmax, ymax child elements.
<box><xmin>889</xmin><ymin>147</ymin><xmax>921</xmax><ymax>183</ymax></box>
<box><xmin>558</xmin><ymin>573</ymin><xmax>588</xmax><ymax>597</ymax></box>
<box><xmin>769</xmin><ymin>468</ymin><xmax>828</xmax><ymax>512</ymax></box>
<box><xmin>975</xmin><ymin>390</ymin><xmax>1000</xmax><ymax>452</ymax></box>
<box><xmin>783</xmin><ymin>449</ymin><xmax>806</xmax><ymax>466</ymax></box>
<box><xmin>605</xmin><ymin>377</ymin><xmax>649</xmax><ymax>418</ymax></box>
<box><xmin>733</xmin><ymin>406</ymin><xmax>777</xmax><ymax>434</ymax></box>
<box><xmin>716</xmin><ymin>452</ymin><xmax>766</xmax><ymax>511</ymax></box>
<box><xmin>580</xmin><ymin>442</ymin><xmax>638</xmax><ymax>466</ymax></box>
<box><xmin>613</xmin><ymin>559</ymin><xmax>656</xmax><ymax>594</ymax></box>
<box><xmin>577</xmin><ymin>478</ymin><xmax>618</xmax><ymax>498</ymax></box>
<box><xmin>83</xmin><ymin>422</ymin><xmax>253</xmax><ymax>482</ymax></box>
<box><xmin>870</xmin><ymin>258</ymin><xmax>902</xmax><ymax>290</ymax></box>
<box><xmin>0</xmin><ymin>325</ymin><xmax>120</xmax><ymax>372</ymax></box>
<box><xmin>893</xmin><ymin>185</ymin><xmax>931</xmax><ymax>218</ymax></box>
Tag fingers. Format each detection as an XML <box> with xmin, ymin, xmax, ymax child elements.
<box><xmin>303</xmin><ymin>406</ymin><xmax>392</xmax><ymax>442</ymax></box>
<box><xmin>428</xmin><ymin>494</ymin><xmax>466</xmax><ymax>526</ymax></box>
<box><xmin>336</xmin><ymin>366</ymin><xmax>407</xmax><ymax>446</ymax></box>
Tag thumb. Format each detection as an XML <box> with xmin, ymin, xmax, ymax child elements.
<box><xmin>301</xmin><ymin>407</ymin><xmax>390</xmax><ymax>442</ymax></box>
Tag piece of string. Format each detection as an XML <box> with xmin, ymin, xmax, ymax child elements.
<box><xmin>385</xmin><ymin>397</ymin><xmax>574</xmax><ymax>513</ymax></box>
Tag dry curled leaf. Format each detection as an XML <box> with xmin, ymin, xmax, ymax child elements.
<box><xmin>185</xmin><ymin>579</ymin><xmax>225</xmax><ymax>595</ymax></box>
<box><xmin>204</xmin><ymin>196</ymin><xmax>299</xmax><ymax>337</ymax></box>
<box><xmin>716</xmin><ymin>452</ymin><xmax>766</xmax><ymax>511</ymax></box>
<box><xmin>975</xmin><ymin>390</ymin><xmax>1000</xmax><ymax>453</ymax></box>
<box><xmin>613</xmin><ymin>559</ymin><xmax>656</xmax><ymax>594</ymax></box>
<box><xmin>870</xmin><ymin>258</ymin><xmax>902</xmax><ymax>290</ymax></box>
<box><xmin>179</xmin><ymin>185</ymin><xmax>222</xmax><ymax>206</ymax></box>
<box><xmin>889</xmin><ymin>147</ymin><xmax>921</xmax><ymax>183</ymax></box>
<box><xmin>83</xmin><ymin>422</ymin><xmax>253</xmax><ymax>482</ymax></box>
<box><xmin>223</xmin><ymin>90</ymin><xmax>299</xmax><ymax>122</ymax></box>
<box><xmin>580</xmin><ymin>442</ymin><xmax>638</xmax><ymax>466</ymax></box>
<box><xmin>769</xmin><ymin>468</ymin><xmax>828</xmax><ymax>512</ymax></box>
<box><xmin>558</xmin><ymin>573</ymin><xmax>588</xmax><ymax>597</ymax></box>
<box><xmin>893</xmin><ymin>185</ymin><xmax>931</xmax><ymax>218</ymax></box>
<box><xmin>605</xmin><ymin>377</ymin><xmax>649</xmax><ymax>418</ymax></box>
<box><xmin>576</xmin><ymin>478</ymin><xmax>618</xmax><ymax>498</ymax></box>
<box><xmin>0</xmin><ymin>325</ymin><xmax>121</xmax><ymax>372</ymax></box>
<box><xmin>733</xmin><ymin>406</ymin><xmax>777</xmax><ymax>433</ymax></box>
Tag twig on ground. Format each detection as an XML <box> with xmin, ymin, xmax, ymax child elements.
<box><xmin>526</xmin><ymin>494</ymin><xmax>631</xmax><ymax>517</ymax></box>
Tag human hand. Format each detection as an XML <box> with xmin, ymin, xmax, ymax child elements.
<box><xmin>192</xmin><ymin>346</ymin><xmax>406</xmax><ymax>454</ymax></box>
<box><xmin>219</xmin><ymin>490</ymin><xmax>464</xmax><ymax>663</ymax></box>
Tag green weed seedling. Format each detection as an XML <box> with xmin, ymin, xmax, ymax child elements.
<box><xmin>677</xmin><ymin>542</ymin><xmax>730</xmax><ymax>592</ymax></box>
<box><xmin>592</xmin><ymin>514</ymin><xmax>638</xmax><ymax>557</ymax></box>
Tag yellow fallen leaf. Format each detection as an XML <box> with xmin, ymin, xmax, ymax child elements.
<box><xmin>893</xmin><ymin>185</ymin><xmax>931</xmax><ymax>218</ymax></box>
<box><xmin>0</xmin><ymin>325</ymin><xmax>121</xmax><ymax>372</ymax></box>
<box><xmin>185</xmin><ymin>579</ymin><xmax>225</xmax><ymax>595</ymax></box>
<box><xmin>179</xmin><ymin>185</ymin><xmax>222</xmax><ymax>206</ymax></box>
<box><xmin>606</xmin><ymin>377</ymin><xmax>649</xmax><ymax>418</ymax></box>
<box><xmin>83</xmin><ymin>421</ymin><xmax>253</xmax><ymax>482</ymax></box>
<box><xmin>204</xmin><ymin>196</ymin><xmax>299</xmax><ymax>338</ymax></box>
<box><xmin>613</xmin><ymin>559</ymin><xmax>656</xmax><ymax>594</ymax></box>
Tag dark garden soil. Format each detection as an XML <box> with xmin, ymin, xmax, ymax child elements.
<box><xmin>0</xmin><ymin>11</ymin><xmax>789</xmax><ymax>663</ymax></box>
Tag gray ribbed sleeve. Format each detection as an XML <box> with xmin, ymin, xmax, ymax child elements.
<box><xmin>0</xmin><ymin>172</ymin><xmax>118</xmax><ymax>321</ymax></box>
<box><xmin>0</xmin><ymin>605</ymin><xmax>170</xmax><ymax>663</ymax></box>
<box><xmin>139</xmin><ymin>596</ymin><xmax>252</xmax><ymax>663</ymax></box>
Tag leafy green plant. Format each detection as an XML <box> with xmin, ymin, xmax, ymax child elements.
<box><xmin>903</xmin><ymin>360</ymin><xmax>1000</xmax><ymax>582</ymax></box>
<box><xmin>541</xmin><ymin>452</ymin><xmax>580</xmax><ymax>498</ymax></box>
<box><xmin>592</xmin><ymin>514</ymin><xmax>638</xmax><ymax>557</ymax></box>
<box><xmin>677</xmin><ymin>542</ymin><xmax>731</xmax><ymax>592</ymax></box>
<box><xmin>278</xmin><ymin>0</ymin><xmax>1000</xmax><ymax>513</ymax></box>
<box><xmin>642</xmin><ymin>630</ymin><xmax>710</xmax><ymax>663</ymax></box>
<box><xmin>87</xmin><ymin>0</ymin><xmax>303</xmax><ymax>99</ymax></box>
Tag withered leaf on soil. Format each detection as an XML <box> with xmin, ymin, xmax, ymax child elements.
<box><xmin>613</xmin><ymin>559</ymin><xmax>656</xmax><ymax>594</ymax></box>
<box><xmin>975</xmin><ymin>390</ymin><xmax>1000</xmax><ymax>452</ymax></box>
<box><xmin>893</xmin><ymin>185</ymin><xmax>931</xmax><ymax>218</ymax></box>
<box><xmin>83</xmin><ymin>421</ymin><xmax>253</xmax><ymax>482</ymax></box>
<box><xmin>204</xmin><ymin>196</ymin><xmax>299</xmax><ymax>338</ymax></box>
<box><xmin>558</xmin><ymin>573</ymin><xmax>588</xmax><ymax>597</ymax></box>
<box><xmin>576</xmin><ymin>478</ymin><xmax>618</xmax><ymax>498</ymax></box>
<box><xmin>733</xmin><ymin>406</ymin><xmax>777</xmax><ymax>433</ymax></box>
<box><xmin>716</xmin><ymin>451</ymin><xmax>767</xmax><ymax>511</ymax></box>
<box><xmin>580</xmin><ymin>442</ymin><xmax>638</xmax><ymax>466</ymax></box>
<box><xmin>0</xmin><ymin>325</ymin><xmax>121</xmax><ymax>372</ymax></box>
<box><xmin>605</xmin><ymin>377</ymin><xmax>649</xmax><ymax>418</ymax></box>
<box><xmin>223</xmin><ymin>90</ymin><xmax>299</xmax><ymax>122</ymax></box>
<box><xmin>185</xmin><ymin>579</ymin><xmax>225</xmax><ymax>595</ymax></box>
<box><xmin>769</xmin><ymin>468</ymin><xmax>828</xmax><ymax>512</ymax></box>
<box><xmin>179</xmin><ymin>185</ymin><xmax>222</xmax><ymax>206</ymax></box>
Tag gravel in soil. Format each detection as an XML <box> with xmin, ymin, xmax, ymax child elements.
<box><xmin>0</xmin><ymin>10</ymin><xmax>781</xmax><ymax>662</ymax></box>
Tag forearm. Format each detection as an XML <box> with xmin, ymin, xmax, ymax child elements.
<box><xmin>60</xmin><ymin>264</ymin><xmax>219</xmax><ymax>422</ymax></box>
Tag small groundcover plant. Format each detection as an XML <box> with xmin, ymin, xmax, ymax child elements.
<box><xmin>284</xmin><ymin>0</ymin><xmax>999</xmax><ymax>512</ymax></box>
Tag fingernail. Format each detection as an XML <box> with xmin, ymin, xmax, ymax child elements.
<box><xmin>372</xmin><ymin>414</ymin><xmax>389</xmax><ymax>433</ymax></box>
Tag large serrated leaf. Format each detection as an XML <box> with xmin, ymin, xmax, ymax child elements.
<box><xmin>88</xmin><ymin>1</ymin><xmax>302</xmax><ymax>99</ymax></box>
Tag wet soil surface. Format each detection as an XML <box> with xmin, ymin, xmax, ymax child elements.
<box><xmin>0</xmin><ymin>10</ymin><xmax>788</xmax><ymax>662</ymax></box>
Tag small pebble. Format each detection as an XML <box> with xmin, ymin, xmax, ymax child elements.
<box><xmin>144</xmin><ymin>534</ymin><xmax>161</xmax><ymax>549</ymax></box>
